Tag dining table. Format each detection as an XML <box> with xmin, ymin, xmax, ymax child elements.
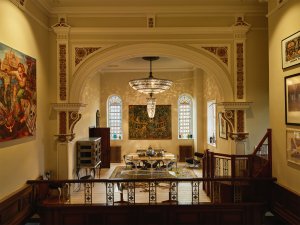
<box><xmin>125</xmin><ymin>152</ymin><xmax>177</xmax><ymax>170</ymax></box>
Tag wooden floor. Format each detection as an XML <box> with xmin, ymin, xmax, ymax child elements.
<box><xmin>65</xmin><ymin>163</ymin><xmax>211</xmax><ymax>205</ymax></box>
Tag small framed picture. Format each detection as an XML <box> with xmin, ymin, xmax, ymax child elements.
<box><xmin>285</xmin><ymin>73</ymin><xmax>300</xmax><ymax>125</ymax></box>
<box><xmin>286</xmin><ymin>128</ymin><xmax>300</xmax><ymax>166</ymax></box>
<box><xmin>281</xmin><ymin>31</ymin><xmax>300</xmax><ymax>69</ymax></box>
<box><xmin>218</xmin><ymin>112</ymin><xmax>227</xmax><ymax>139</ymax></box>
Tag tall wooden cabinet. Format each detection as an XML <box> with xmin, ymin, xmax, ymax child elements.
<box><xmin>89</xmin><ymin>127</ymin><xmax>111</xmax><ymax>168</ymax></box>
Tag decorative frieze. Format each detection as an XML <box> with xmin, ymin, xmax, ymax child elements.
<box><xmin>236</xmin><ymin>43</ymin><xmax>244</xmax><ymax>99</ymax></box>
<box><xmin>59</xmin><ymin>44</ymin><xmax>67</xmax><ymax>101</ymax></box>
<box><xmin>202</xmin><ymin>47</ymin><xmax>228</xmax><ymax>65</ymax></box>
<box><xmin>75</xmin><ymin>47</ymin><xmax>101</xmax><ymax>66</ymax></box>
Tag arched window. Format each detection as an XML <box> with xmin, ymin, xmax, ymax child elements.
<box><xmin>178</xmin><ymin>94</ymin><xmax>193</xmax><ymax>139</ymax></box>
<box><xmin>107</xmin><ymin>95</ymin><xmax>122</xmax><ymax>140</ymax></box>
<box><xmin>207</xmin><ymin>100</ymin><xmax>216</xmax><ymax>146</ymax></box>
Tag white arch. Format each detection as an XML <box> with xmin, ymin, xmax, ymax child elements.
<box><xmin>70</xmin><ymin>43</ymin><xmax>233</xmax><ymax>102</ymax></box>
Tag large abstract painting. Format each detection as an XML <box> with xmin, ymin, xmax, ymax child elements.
<box><xmin>129</xmin><ymin>105</ymin><xmax>171</xmax><ymax>140</ymax></box>
<box><xmin>0</xmin><ymin>42</ymin><xmax>36</xmax><ymax>142</ymax></box>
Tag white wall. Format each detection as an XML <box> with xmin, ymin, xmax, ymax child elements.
<box><xmin>0</xmin><ymin>0</ymin><xmax>49</xmax><ymax>199</ymax></box>
<box><xmin>269</xmin><ymin>0</ymin><xmax>300</xmax><ymax>195</ymax></box>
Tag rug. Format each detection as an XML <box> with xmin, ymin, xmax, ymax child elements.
<box><xmin>109</xmin><ymin>166</ymin><xmax>197</xmax><ymax>179</ymax></box>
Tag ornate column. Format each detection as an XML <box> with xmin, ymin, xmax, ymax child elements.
<box><xmin>51</xmin><ymin>17</ymin><xmax>85</xmax><ymax>178</ymax></box>
<box><xmin>217</xmin><ymin>16</ymin><xmax>251</xmax><ymax>154</ymax></box>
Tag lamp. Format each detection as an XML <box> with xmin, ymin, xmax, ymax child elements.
<box><xmin>129</xmin><ymin>56</ymin><xmax>173</xmax><ymax>118</ymax></box>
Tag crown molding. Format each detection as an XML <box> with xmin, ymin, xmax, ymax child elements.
<box><xmin>70</xmin><ymin>27</ymin><xmax>234</xmax><ymax>36</ymax></box>
<box><xmin>35</xmin><ymin>1</ymin><xmax>267</xmax><ymax>18</ymax></box>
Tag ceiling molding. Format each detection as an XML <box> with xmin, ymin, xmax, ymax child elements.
<box><xmin>69</xmin><ymin>27</ymin><xmax>234</xmax><ymax>36</ymax></box>
<box><xmin>35</xmin><ymin>1</ymin><xmax>267</xmax><ymax>18</ymax></box>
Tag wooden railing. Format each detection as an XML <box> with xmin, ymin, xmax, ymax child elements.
<box><xmin>203</xmin><ymin>129</ymin><xmax>272</xmax><ymax>179</ymax></box>
<box><xmin>202</xmin><ymin>129</ymin><xmax>272</xmax><ymax>200</ymax></box>
<box><xmin>27</xmin><ymin>177</ymin><xmax>275</xmax><ymax>206</ymax></box>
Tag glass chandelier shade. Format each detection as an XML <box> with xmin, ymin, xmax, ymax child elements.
<box><xmin>128</xmin><ymin>57</ymin><xmax>173</xmax><ymax>95</ymax></box>
<box><xmin>146</xmin><ymin>94</ymin><xmax>156</xmax><ymax>118</ymax></box>
<box><xmin>129</xmin><ymin>56</ymin><xmax>173</xmax><ymax>118</ymax></box>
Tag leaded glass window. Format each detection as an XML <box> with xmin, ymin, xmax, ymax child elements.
<box><xmin>107</xmin><ymin>95</ymin><xmax>122</xmax><ymax>140</ymax></box>
<box><xmin>178</xmin><ymin>94</ymin><xmax>193</xmax><ymax>139</ymax></box>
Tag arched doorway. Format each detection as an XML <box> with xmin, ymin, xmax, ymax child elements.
<box><xmin>70</xmin><ymin>43</ymin><xmax>233</xmax><ymax>102</ymax></box>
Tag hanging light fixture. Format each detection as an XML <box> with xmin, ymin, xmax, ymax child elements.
<box><xmin>129</xmin><ymin>56</ymin><xmax>173</xmax><ymax>118</ymax></box>
<box><xmin>146</xmin><ymin>93</ymin><xmax>156</xmax><ymax>118</ymax></box>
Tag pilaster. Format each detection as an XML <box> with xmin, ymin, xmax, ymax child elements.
<box><xmin>232</xmin><ymin>15</ymin><xmax>251</xmax><ymax>102</ymax></box>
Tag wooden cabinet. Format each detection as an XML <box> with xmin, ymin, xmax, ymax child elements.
<box><xmin>89</xmin><ymin>127</ymin><xmax>111</xmax><ymax>168</ymax></box>
<box><xmin>110</xmin><ymin>146</ymin><xmax>121</xmax><ymax>163</ymax></box>
<box><xmin>76</xmin><ymin>137</ymin><xmax>101</xmax><ymax>168</ymax></box>
<box><xmin>179</xmin><ymin>145</ymin><xmax>193</xmax><ymax>162</ymax></box>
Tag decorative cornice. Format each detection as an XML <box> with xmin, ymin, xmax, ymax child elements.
<box><xmin>51</xmin><ymin>103</ymin><xmax>87</xmax><ymax>112</ymax></box>
<box><xmin>35</xmin><ymin>1</ymin><xmax>267</xmax><ymax>17</ymax></box>
<box><xmin>217</xmin><ymin>102</ymin><xmax>252</xmax><ymax>110</ymax></box>
<box><xmin>69</xmin><ymin>27</ymin><xmax>233</xmax><ymax>36</ymax></box>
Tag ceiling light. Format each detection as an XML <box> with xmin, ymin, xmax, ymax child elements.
<box><xmin>128</xmin><ymin>56</ymin><xmax>173</xmax><ymax>118</ymax></box>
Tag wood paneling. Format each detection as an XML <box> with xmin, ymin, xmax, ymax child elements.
<box><xmin>38</xmin><ymin>204</ymin><xmax>266</xmax><ymax>225</ymax></box>
<box><xmin>0</xmin><ymin>185</ymin><xmax>34</xmax><ymax>225</ymax></box>
<box><xmin>271</xmin><ymin>183</ymin><xmax>300</xmax><ymax>225</ymax></box>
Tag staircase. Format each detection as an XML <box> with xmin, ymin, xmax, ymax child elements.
<box><xmin>202</xmin><ymin>129</ymin><xmax>273</xmax><ymax>203</ymax></box>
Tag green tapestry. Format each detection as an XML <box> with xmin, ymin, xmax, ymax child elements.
<box><xmin>129</xmin><ymin>105</ymin><xmax>171</xmax><ymax>139</ymax></box>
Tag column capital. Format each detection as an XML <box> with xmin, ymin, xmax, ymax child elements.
<box><xmin>51</xmin><ymin>103</ymin><xmax>86</xmax><ymax>142</ymax></box>
<box><xmin>231</xmin><ymin>15</ymin><xmax>251</xmax><ymax>39</ymax></box>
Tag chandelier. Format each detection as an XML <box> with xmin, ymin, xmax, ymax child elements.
<box><xmin>129</xmin><ymin>56</ymin><xmax>173</xmax><ymax>118</ymax></box>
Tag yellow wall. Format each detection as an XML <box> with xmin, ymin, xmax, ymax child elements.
<box><xmin>0</xmin><ymin>0</ymin><xmax>49</xmax><ymax>199</ymax></box>
<box><xmin>269</xmin><ymin>0</ymin><xmax>300</xmax><ymax>195</ymax></box>
<box><xmin>99</xmin><ymin>71</ymin><xmax>195</xmax><ymax>156</ymax></box>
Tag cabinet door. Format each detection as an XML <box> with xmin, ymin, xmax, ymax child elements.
<box><xmin>89</xmin><ymin>127</ymin><xmax>111</xmax><ymax>168</ymax></box>
<box><xmin>179</xmin><ymin>145</ymin><xmax>193</xmax><ymax>162</ymax></box>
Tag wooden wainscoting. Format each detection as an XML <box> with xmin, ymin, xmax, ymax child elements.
<box><xmin>38</xmin><ymin>203</ymin><xmax>266</xmax><ymax>225</ymax></box>
<box><xmin>271</xmin><ymin>182</ymin><xmax>300</xmax><ymax>225</ymax></box>
<box><xmin>0</xmin><ymin>185</ymin><xmax>34</xmax><ymax>225</ymax></box>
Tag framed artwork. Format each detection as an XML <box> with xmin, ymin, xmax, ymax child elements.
<box><xmin>218</xmin><ymin>112</ymin><xmax>227</xmax><ymax>139</ymax></box>
<box><xmin>281</xmin><ymin>31</ymin><xmax>300</xmax><ymax>69</ymax></box>
<box><xmin>0</xmin><ymin>42</ymin><xmax>37</xmax><ymax>142</ymax></box>
<box><xmin>129</xmin><ymin>105</ymin><xmax>171</xmax><ymax>140</ymax></box>
<box><xmin>286</xmin><ymin>128</ymin><xmax>300</xmax><ymax>166</ymax></box>
<box><xmin>285</xmin><ymin>73</ymin><xmax>300</xmax><ymax>125</ymax></box>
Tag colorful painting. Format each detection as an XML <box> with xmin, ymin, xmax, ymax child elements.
<box><xmin>129</xmin><ymin>105</ymin><xmax>171</xmax><ymax>140</ymax></box>
<box><xmin>0</xmin><ymin>42</ymin><xmax>36</xmax><ymax>142</ymax></box>
<box><xmin>282</xmin><ymin>31</ymin><xmax>300</xmax><ymax>69</ymax></box>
